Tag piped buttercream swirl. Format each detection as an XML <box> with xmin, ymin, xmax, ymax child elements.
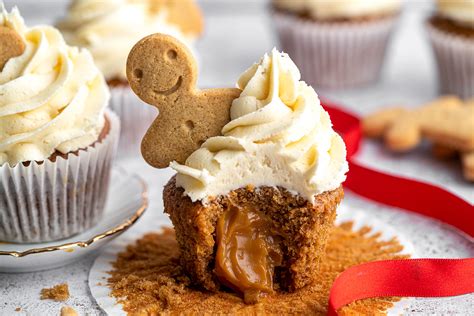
<box><xmin>58</xmin><ymin>0</ymin><xmax>200</xmax><ymax>81</ymax></box>
<box><xmin>0</xmin><ymin>6</ymin><xmax>109</xmax><ymax>166</ymax></box>
<box><xmin>171</xmin><ymin>49</ymin><xmax>348</xmax><ymax>203</ymax></box>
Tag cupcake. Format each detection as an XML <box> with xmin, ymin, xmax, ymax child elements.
<box><xmin>427</xmin><ymin>0</ymin><xmax>474</xmax><ymax>99</ymax></box>
<box><xmin>272</xmin><ymin>0</ymin><xmax>401</xmax><ymax>90</ymax></box>
<box><xmin>126</xmin><ymin>33</ymin><xmax>348</xmax><ymax>302</ymax></box>
<box><xmin>0</xmin><ymin>6</ymin><xmax>119</xmax><ymax>243</ymax></box>
<box><xmin>57</xmin><ymin>0</ymin><xmax>203</xmax><ymax>156</ymax></box>
<box><xmin>170</xmin><ymin>49</ymin><xmax>348</xmax><ymax>301</ymax></box>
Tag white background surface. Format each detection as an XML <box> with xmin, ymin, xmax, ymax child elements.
<box><xmin>0</xmin><ymin>1</ymin><xmax>473</xmax><ymax>315</ymax></box>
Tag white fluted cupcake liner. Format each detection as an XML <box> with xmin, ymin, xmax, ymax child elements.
<box><xmin>426</xmin><ymin>23</ymin><xmax>474</xmax><ymax>99</ymax></box>
<box><xmin>0</xmin><ymin>111</ymin><xmax>120</xmax><ymax>243</ymax></box>
<box><xmin>273</xmin><ymin>11</ymin><xmax>397</xmax><ymax>90</ymax></box>
<box><xmin>109</xmin><ymin>85</ymin><xmax>158</xmax><ymax>158</ymax></box>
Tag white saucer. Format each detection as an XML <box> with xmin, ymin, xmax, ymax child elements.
<box><xmin>0</xmin><ymin>167</ymin><xmax>148</xmax><ymax>273</ymax></box>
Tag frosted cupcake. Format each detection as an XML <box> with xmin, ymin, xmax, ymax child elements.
<box><xmin>0</xmin><ymin>6</ymin><xmax>119</xmax><ymax>243</ymax></box>
<box><xmin>125</xmin><ymin>32</ymin><xmax>348</xmax><ymax>301</ymax></box>
<box><xmin>164</xmin><ymin>49</ymin><xmax>348</xmax><ymax>300</ymax></box>
<box><xmin>427</xmin><ymin>0</ymin><xmax>474</xmax><ymax>99</ymax></box>
<box><xmin>272</xmin><ymin>0</ymin><xmax>401</xmax><ymax>90</ymax></box>
<box><xmin>57</xmin><ymin>0</ymin><xmax>203</xmax><ymax>156</ymax></box>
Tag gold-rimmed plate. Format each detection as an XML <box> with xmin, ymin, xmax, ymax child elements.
<box><xmin>0</xmin><ymin>167</ymin><xmax>148</xmax><ymax>273</ymax></box>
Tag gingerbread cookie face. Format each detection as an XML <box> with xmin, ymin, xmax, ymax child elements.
<box><xmin>0</xmin><ymin>26</ymin><xmax>25</xmax><ymax>71</ymax></box>
<box><xmin>127</xmin><ymin>34</ymin><xmax>240</xmax><ymax>168</ymax></box>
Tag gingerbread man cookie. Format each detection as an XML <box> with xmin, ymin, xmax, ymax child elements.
<box><xmin>0</xmin><ymin>26</ymin><xmax>25</xmax><ymax>71</ymax></box>
<box><xmin>363</xmin><ymin>96</ymin><xmax>474</xmax><ymax>152</ymax></box>
<box><xmin>127</xmin><ymin>34</ymin><xmax>241</xmax><ymax>168</ymax></box>
<box><xmin>363</xmin><ymin>96</ymin><xmax>474</xmax><ymax>181</ymax></box>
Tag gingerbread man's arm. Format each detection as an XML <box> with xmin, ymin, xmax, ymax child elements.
<box><xmin>127</xmin><ymin>34</ymin><xmax>240</xmax><ymax>168</ymax></box>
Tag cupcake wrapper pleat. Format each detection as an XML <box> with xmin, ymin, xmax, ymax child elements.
<box><xmin>427</xmin><ymin>23</ymin><xmax>474</xmax><ymax>100</ymax></box>
<box><xmin>0</xmin><ymin>110</ymin><xmax>120</xmax><ymax>243</ymax></box>
<box><xmin>273</xmin><ymin>11</ymin><xmax>397</xmax><ymax>90</ymax></box>
<box><xmin>109</xmin><ymin>85</ymin><xmax>157</xmax><ymax>157</ymax></box>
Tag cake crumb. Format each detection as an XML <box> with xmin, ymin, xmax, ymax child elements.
<box><xmin>40</xmin><ymin>283</ymin><xmax>70</xmax><ymax>302</ymax></box>
<box><xmin>14</xmin><ymin>307</ymin><xmax>21</xmax><ymax>312</ymax></box>
<box><xmin>60</xmin><ymin>306</ymin><xmax>78</xmax><ymax>316</ymax></box>
<box><xmin>107</xmin><ymin>224</ymin><xmax>408</xmax><ymax>315</ymax></box>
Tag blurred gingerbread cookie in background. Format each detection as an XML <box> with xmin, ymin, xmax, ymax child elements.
<box><xmin>363</xmin><ymin>96</ymin><xmax>474</xmax><ymax>181</ymax></box>
<box><xmin>0</xmin><ymin>25</ymin><xmax>25</xmax><ymax>70</ymax></box>
<box><xmin>126</xmin><ymin>33</ymin><xmax>240</xmax><ymax>168</ymax></box>
<box><xmin>57</xmin><ymin>0</ymin><xmax>204</xmax><ymax>157</ymax></box>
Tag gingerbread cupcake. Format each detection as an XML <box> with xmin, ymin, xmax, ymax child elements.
<box><xmin>57</xmin><ymin>0</ymin><xmax>203</xmax><ymax>156</ymax></box>
<box><xmin>272</xmin><ymin>0</ymin><xmax>401</xmax><ymax>90</ymax></box>
<box><xmin>0</xmin><ymin>6</ymin><xmax>119</xmax><ymax>243</ymax></box>
<box><xmin>426</xmin><ymin>0</ymin><xmax>474</xmax><ymax>99</ymax></box>
<box><xmin>126</xmin><ymin>34</ymin><xmax>348</xmax><ymax>302</ymax></box>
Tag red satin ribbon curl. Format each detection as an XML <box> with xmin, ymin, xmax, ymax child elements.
<box><xmin>322</xmin><ymin>101</ymin><xmax>474</xmax><ymax>316</ymax></box>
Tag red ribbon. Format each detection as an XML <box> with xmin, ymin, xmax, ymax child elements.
<box><xmin>322</xmin><ymin>101</ymin><xmax>474</xmax><ymax>316</ymax></box>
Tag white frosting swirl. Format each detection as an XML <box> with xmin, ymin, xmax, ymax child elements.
<box><xmin>58</xmin><ymin>0</ymin><xmax>199</xmax><ymax>81</ymax></box>
<box><xmin>437</xmin><ymin>0</ymin><xmax>474</xmax><ymax>28</ymax></box>
<box><xmin>273</xmin><ymin>0</ymin><xmax>401</xmax><ymax>20</ymax></box>
<box><xmin>0</xmin><ymin>6</ymin><xmax>109</xmax><ymax>166</ymax></box>
<box><xmin>171</xmin><ymin>49</ymin><xmax>348</xmax><ymax>203</ymax></box>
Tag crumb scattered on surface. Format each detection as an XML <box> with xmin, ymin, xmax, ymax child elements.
<box><xmin>14</xmin><ymin>307</ymin><xmax>21</xmax><ymax>312</ymax></box>
<box><xmin>107</xmin><ymin>223</ymin><xmax>408</xmax><ymax>315</ymax></box>
<box><xmin>40</xmin><ymin>283</ymin><xmax>70</xmax><ymax>302</ymax></box>
<box><xmin>60</xmin><ymin>306</ymin><xmax>78</xmax><ymax>316</ymax></box>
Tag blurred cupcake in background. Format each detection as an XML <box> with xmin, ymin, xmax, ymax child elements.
<box><xmin>0</xmin><ymin>6</ymin><xmax>119</xmax><ymax>243</ymax></box>
<box><xmin>58</xmin><ymin>0</ymin><xmax>203</xmax><ymax>156</ymax></box>
<box><xmin>272</xmin><ymin>0</ymin><xmax>401</xmax><ymax>90</ymax></box>
<box><xmin>427</xmin><ymin>0</ymin><xmax>474</xmax><ymax>99</ymax></box>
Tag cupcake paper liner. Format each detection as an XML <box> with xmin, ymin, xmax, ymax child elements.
<box><xmin>273</xmin><ymin>11</ymin><xmax>397</xmax><ymax>90</ymax></box>
<box><xmin>0</xmin><ymin>111</ymin><xmax>120</xmax><ymax>243</ymax></box>
<box><xmin>426</xmin><ymin>23</ymin><xmax>474</xmax><ymax>99</ymax></box>
<box><xmin>109</xmin><ymin>85</ymin><xmax>158</xmax><ymax>158</ymax></box>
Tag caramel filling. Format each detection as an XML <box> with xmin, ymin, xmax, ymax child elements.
<box><xmin>215</xmin><ymin>205</ymin><xmax>283</xmax><ymax>303</ymax></box>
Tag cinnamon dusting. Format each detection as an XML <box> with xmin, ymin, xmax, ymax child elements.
<box><xmin>108</xmin><ymin>223</ymin><xmax>408</xmax><ymax>315</ymax></box>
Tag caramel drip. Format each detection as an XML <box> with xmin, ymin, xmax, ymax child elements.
<box><xmin>215</xmin><ymin>205</ymin><xmax>283</xmax><ymax>303</ymax></box>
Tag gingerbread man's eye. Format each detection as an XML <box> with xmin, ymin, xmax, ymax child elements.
<box><xmin>184</xmin><ymin>120</ymin><xmax>195</xmax><ymax>131</ymax></box>
<box><xmin>133</xmin><ymin>68</ymin><xmax>143</xmax><ymax>81</ymax></box>
<box><xmin>166</xmin><ymin>49</ymin><xmax>178</xmax><ymax>60</ymax></box>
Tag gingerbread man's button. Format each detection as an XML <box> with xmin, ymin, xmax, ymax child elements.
<box><xmin>127</xmin><ymin>34</ymin><xmax>241</xmax><ymax>168</ymax></box>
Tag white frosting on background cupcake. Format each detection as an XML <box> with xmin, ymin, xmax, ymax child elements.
<box><xmin>273</xmin><ymin>0</ymin><xmax>401</xmax><ymax>20</ymax></box>
<box><xmin>58</xmin><ymin>0</ymin><xmax>200</xmax><ymax>81</ymax></box>
<box><xmin>437</xmin><ymin>0</ymin><xmax>474</xmax><ymax>28</ymax></box>
<box><xmin>0</xmin><ymin>6</ymin><xmax>109</xmax><ymax>166</ymax></box>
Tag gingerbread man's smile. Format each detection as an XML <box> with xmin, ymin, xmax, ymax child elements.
<box><xmin>153</xmin><ymin>76</ymin><xmax>183</xmax><ymax>96</ymax></box>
